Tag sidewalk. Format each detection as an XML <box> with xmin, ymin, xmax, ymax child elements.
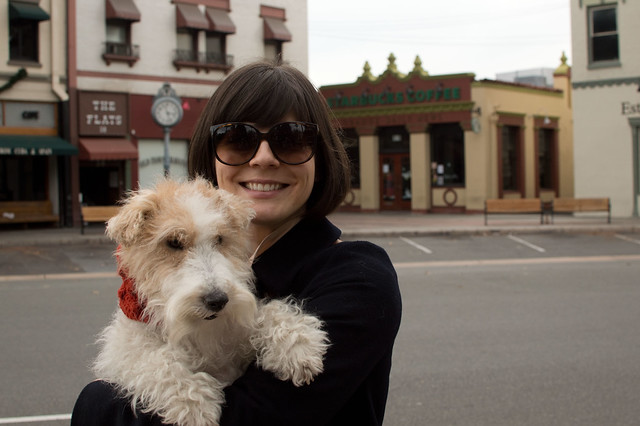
<box><xmin>1</xmin><ymin>211</ymin><xmax>639</xmax><ymax>247</ymax></box>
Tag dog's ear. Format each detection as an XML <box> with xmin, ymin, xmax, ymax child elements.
<box><xmin>214</xmin><ymin>188</ymin><xmax>256</xmax><ymax>230</ymax></box>
<box><xmin>106</xmin><ymin>188</ymin><xmax>159</xmax><ymax>245</ymax></box>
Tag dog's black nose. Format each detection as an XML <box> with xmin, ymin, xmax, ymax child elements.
<box><xmin>203</xmin><ymin>291</ymin><xmax>229</xmax><ymax>313</ymax></box>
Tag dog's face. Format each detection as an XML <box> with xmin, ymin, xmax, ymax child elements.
<box><xmin>107</xmin><ymin>178</ymin><xmax>258</xmax><ymax>339</ymax></box>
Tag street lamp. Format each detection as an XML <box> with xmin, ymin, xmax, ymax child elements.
<box><xmin>151</xmin><ymin>83</ymin><xmax>183</xmax><ymax>176</ymax></box>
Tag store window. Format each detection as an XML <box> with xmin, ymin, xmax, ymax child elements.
<box><xmin>589</xmin><ymin>5</ymin><xmax>619</xmax><ymax>65</ymax></box>
<box><xmin>430</xmin><ymin>123</ymin><xmax>465</xmax><ymax>187</ymax></box>
<box><xmin>501</xmin><ymin>125</ymin><xmax>522</xmax><ymax>193</ymax></box>
<box><xmin>0</xmin><ymin>157</ymin><xmax>47</xmax><ymax>201</ymax></box>
<box><xmin>342</xmin><ymin>128</ymin><xmax>360</xmax><ymax>188</ymax></box>
<box><xmin>538</xmin><ymin>128</ymin><xmax>555</xmax><ymax>191</ymax></box>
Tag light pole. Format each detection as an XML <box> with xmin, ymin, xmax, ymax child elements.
<box><xmin>150</xmin><ymin>83</ymin><xmax>183</xmax><ymax>176</ymax></box>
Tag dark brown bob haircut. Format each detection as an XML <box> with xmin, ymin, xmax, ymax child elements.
<box><xmin>188</xmin><ymin>59</ymin><xmax>351</xmax><ymax>219</ymax></box>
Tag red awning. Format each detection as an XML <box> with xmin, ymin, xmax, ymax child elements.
<box><xmin>205</xmin><ymin>7</ymin><xmax>236</xmax><ymax>34</ymax></box>
<box><xmin>263</xmin><ymin>16</ymin><xmax>291</xmax><ymax>42</ymax></box>
<box><xmin>176</xmin><ymin>3</ymin><xmax>209</xmax><ymax>30</ymax></box>
<box><xmin>79</xmin><ymin>138</ymin><xmax>138</xmax><ymax>161</ymax></box>
<box><xmin>106</xmin><ymin>0</ymin><xmax>141</xmax><ymax>22</ymax></box>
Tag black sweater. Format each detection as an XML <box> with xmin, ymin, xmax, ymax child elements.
<box><xmin>71</xmin><ymin>217</ymin><xmax>402</xmax><ymax>425</ymax></box>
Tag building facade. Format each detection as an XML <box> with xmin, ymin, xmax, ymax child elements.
<box><xmin>68</xmin><ymin>0</ymin><xmax>308</xmax><ymax>225</ymax></box>
<box><xmin>320</xmin><ymin>54</ymin><xmax>573</xmax><ymax>213</ymax></box>
<box><xmin>571</xmin><ymin>0</ymin><xmax>640</xmax><ymax>217</ymax></box>
<box><xmin>0</xmin><ymin>0</ymin><xmax>77</xmax><ymax>226</ymax></box>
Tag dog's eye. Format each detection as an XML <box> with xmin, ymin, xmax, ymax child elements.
<box><xmin>214</xmin><ymin>235</ymin><xmax>223</xmax><ymax>246</ymax></box>
<box><xmin>167</xmin><ymin>238</ymin><xmax>184</xmax><ymax>250</ymax></box>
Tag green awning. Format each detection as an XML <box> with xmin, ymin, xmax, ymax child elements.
<box><xmin>0</xmin><ymin>135</ymin><xmax>78</xmax><ymax>156</ymax></box>
<box><xmin>9</xmin><ymin>1</ymin><xmax>50</xmax><ymax>21</ymax></box>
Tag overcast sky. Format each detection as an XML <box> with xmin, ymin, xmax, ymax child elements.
<box><xmin>307</xmin><ymin>0</ymin><xmax>571</xmax><ymax>88</ymax></box>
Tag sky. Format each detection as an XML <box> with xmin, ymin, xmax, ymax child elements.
<box><xmin>307</xmin><ymin>0</ymin><xmax>571</xmax><ymax>88</ymax></box>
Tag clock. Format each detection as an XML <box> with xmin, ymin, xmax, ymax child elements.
<box><xmin>151</xmin><ymin>97</ymin><xmax>183</xmax><ymax>128</ymax></box>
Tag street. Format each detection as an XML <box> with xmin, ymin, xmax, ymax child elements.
<box><xmin>1</xmin><ymin>232</ymin><xmax>639</xmax><ymax>425</ymax></box>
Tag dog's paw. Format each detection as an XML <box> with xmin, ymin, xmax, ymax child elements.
<box><xmin>252</xmin><ymin>300</ymin><xmax>330</xmax><ymax>386</ymax></box>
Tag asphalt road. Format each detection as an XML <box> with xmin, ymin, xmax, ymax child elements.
<box><xmin>1</xmin><ymin>232</ymin><xmax>639</xmax><ymax>425</ymax></box>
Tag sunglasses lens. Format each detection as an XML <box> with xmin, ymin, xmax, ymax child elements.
<box><xmin>211</xmin><ymin>122</ymin><xmax>317</xmax><ymax>166</ymax></box>
<box><xmin>212</xmin><ymin>124</ymin><xmax>258</xmax><ymax>165</ymax></box>
<box><xmin>269</xmin><ymin>122</ymin><xmax>317</xmax><ymax>165</ymax></box>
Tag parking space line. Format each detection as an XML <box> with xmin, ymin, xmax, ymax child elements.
<box><xmin>615</xmin><ymin>233</ymin><xmax>640</xmax><ymax>245</ymax></box>
<box><xmin>507</xmin><ymin>234</ymin><xmax>545</xmax><ymax>253</ymax></box>
<box><xmin>393</xmin><ymin>254</ymin><xmax>640</xmax><ymax>269</ymax></box>
<box><xmin>399</xmin><ymin>237</ymin><xmax>433</xmax><ymax>254</ymax></box>
<box><xmin>0</xmin><ymin>414</ymin><xmax>71</xmax><ymax>424</ymax></box>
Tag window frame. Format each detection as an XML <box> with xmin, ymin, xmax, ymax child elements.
<box><xmin>588</xmin><ymin>4</ymin><xmax>620</xmax><ymax>68</ymax></box>
<box><xmin>8</xmin><ymin>18</ymin><xmax>40</xmax><ymax>64</ymax></box>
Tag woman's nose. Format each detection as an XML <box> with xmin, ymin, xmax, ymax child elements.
<box><xmin>250</xmin><ymin>140</ymin><xmax>280</xmax><ymax>166</ymax></box>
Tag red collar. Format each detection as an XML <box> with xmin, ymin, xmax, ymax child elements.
<box><xmin>116</xmin><ymin>245</ymin><xmax>148</xmax><ymax>323</ymax></box>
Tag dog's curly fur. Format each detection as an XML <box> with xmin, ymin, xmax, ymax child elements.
<box><xmin>94</xmin><ymin>178</ymin><xmax>329</xmax><ymax>426</ymax></box>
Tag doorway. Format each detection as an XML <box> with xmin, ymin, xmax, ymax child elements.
<box><xmin>380</xmin><ymin>153</ymin><xmax>411</xmax><ymax>210</ymax></box>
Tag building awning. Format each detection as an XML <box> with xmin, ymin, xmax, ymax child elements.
<box><xmin>205</xmin><ymin>7</ymin><xmax>236</xmax><ymax>34</ymax></box>
<box><xmin>9</xmin><ymin>0</ymin><xmax>50</xmax><ymax>21</ymax></box>
<box><xmin>0</xmin><ymin>135</ymin><xmax>77</xmax><ymax>156</ymax></box>
<box><xmin>106</xmin><ymin>0</ymin><xmax>141</xmax><ymax>22</ymax></box>
<box><xmin>263</xmin><ymin>16</ymin><xmax>291</xmax><ymax>42</ymax></box>
<box><xmin>79</xmin><ymin>138</ymin><xmax>138</xmax><ymax>161</ymax></box>
<box><xmin>176</xmin><ymin>3</ymin><xmax>209</xmax><ymax>30</ymax></box>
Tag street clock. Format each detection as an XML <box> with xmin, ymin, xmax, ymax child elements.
<box><xmin>151</xmin><ymin>83</ymin><xmax>183</xmax><ymax>128</ymax></box>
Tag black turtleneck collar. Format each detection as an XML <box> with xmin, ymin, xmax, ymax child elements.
<box><xmin>251</xmin><ymin>217</ymin><xmax>341</xmax><ymax>298</ymax></box>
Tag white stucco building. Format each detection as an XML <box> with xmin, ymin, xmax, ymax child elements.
<box><xmin>571</xmin><ymin>0</ymin><xmax>640</xmax><ymax>217</ymax></box>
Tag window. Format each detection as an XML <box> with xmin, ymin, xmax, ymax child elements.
<box><xmin>260</xmin><ymin>6</ymin><xmax>291</xmax><ymax>60</ymax></box>
<box><xmin>538</xmin><ymin>129</ymin><xmax>555</xmax><ymax>191</ymax></box>
<box><xmin>103</xmin><ymin>0</ymin><xmax>140</xmax><ymax>65</ymax></box>
<box><xmin>589</xmin><ymin>5</ymin><xmax>619</xmax><ymax>64</ymax></box>
<box><xmin>501</xmin><ymin>125</ymin><xmax>522</xmax><ymax>192</ymax></box>
<box><xmin>176</xmin><ymin>29</ymin><xmax>199</xmax><ymax>63</ymax></box>
<box><xmin>8</xmin><ymin>0</ymin><xmax>50</xmax><ymax>63</ymax></box>
<box><xmin>430</xmin><ymin>123</ymin><xmax>465</xmax><ymax>187</ymax></box>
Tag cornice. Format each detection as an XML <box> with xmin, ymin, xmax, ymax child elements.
<box><xmin>572</xmin><ymin>76</ymin><xmax>640</xmax><ymax>89</ymax></box>
<box><xmin>330</xmin><ymin>101</ymin><xmax>474</xmax><ymax>119</ymax></box>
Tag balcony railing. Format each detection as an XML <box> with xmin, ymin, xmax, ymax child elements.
<box><xmin>173</xmin><ymin>49</ymin><xmax>234</xmax><ymax>73</ymax></box>
<box><xmin>102</xmin><ymin>42</ymin><xmax>140</xmax><ymax>66</ymax></box>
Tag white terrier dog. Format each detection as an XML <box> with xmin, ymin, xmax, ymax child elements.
<box><xmin>94</xmin><ymin>178</ymin><xmax>329</xmax><ymax>426</ymax></box>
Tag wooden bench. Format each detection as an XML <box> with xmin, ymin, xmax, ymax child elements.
<box><xmin>550</xmin><ymin>198</ymin><xmax>611</xmax><ymax>224</ymax></box>
<box><xmin>0</xmin><ymin>201</ymin><xmax>59</xmax><ymax>225</ymax></box>
<box><xmin>80</xmin><ymin>205</ymin><xmax>120</xmax><ymax>234</ymax></box>
<box><xmin>484</xmin><ymin>198</ymin><xmax>544</xmax><ymax>225</ymax></box>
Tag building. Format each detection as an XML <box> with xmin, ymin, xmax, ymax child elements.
<box><xmin>67</xmin><ymin>0</ymin><xmax>308</xmax><ymax>226</ymax></box>
<box><xmin>570</xmin><ymin>0</ymin><xmax>640</xmax><ymax>217</ymax></box>
<box><xmin>320</xmin><ymin>53</ymin><xmax>573</xmax><ymax>213</ymax></box>
<box><xmin>0</xmin><ymin>0</ymin><xmax>77</xmax><ymax>226</ymax></box>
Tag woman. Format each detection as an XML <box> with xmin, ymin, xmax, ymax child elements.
<box><xmin>72</xmin><ymin>60</ymin><xmax>402</xmax><ymax>426</ymax></box>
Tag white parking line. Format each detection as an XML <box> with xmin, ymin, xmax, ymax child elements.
<box><xmin>615</xmin><ymin>233</ymin><xmax>640</xmax><ymax>245</ymax></box>
<box><xmin>0</xmin><ymin>414</ymin><xmax>71</xmax><ymax>424</ymax></box>
<box><xmin>507</xmin><ymin>234</ymin><xmax>546</xmax><ymax>253</ymax></box>
<box><xmin>399</xmin><ymin>237</ymin><xmax>433</xmax><ymax>254</ymax></box>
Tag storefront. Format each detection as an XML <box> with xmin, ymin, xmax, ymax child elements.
<box><xmin>76</xmin><ymin>91</ymin><xmax>138</xmax><ymax>206</ymax></box>
<box><xmin>0</xmin><ymin>100</ymin><xmax>77</xmax><ymax>226</ymax></box>
<box><xmin>320</xmin><ymin>54</ymin><xmax>574</xmax><ymax>213</ymax></box>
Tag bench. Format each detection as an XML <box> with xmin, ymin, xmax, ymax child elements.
<box><xmin>80</xmin><ymin>205</ymin><xmax>120</xmax><ymax>234</ymax></box>
<box><xmin>550</xmin><ymin>198</ymin><xmax>611</xmax><ymax>224</ymax></box>
<box><xmin>0</xmin><ymin>200</ymin><xmax>59</xmax><ymax>225</ymax></box>
<box><xmin>484</xmin><ymin>198</ymin><xmax>543</xmax><ymax>225</ymax></box>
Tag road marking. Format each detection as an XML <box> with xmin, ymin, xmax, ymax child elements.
<box><xmin>507</xmin><ymin>234</ymin><xmax>546</xmax><ymax>253</ymax></box>
<box><xmin>399</xmin><ymin>237</ymin><xmax>433</xmax><ymax>254</ymax></box>
<box><xmin>0</xmin><ymin>414</ymin><xmax>71</xmax><ymax>424</ymax></box>
<box><xmin>0</xmin><ymin>271</ymin><xmax>118</xmax><ymax>283</ymax></box>
<box><xmin>394</xmin><ymin>254</ymin><xmax>640</xmax><ymax>269</ymax></box>
<box><xmin>615</xmin><ymin>233</ymin><xmax>640</xmax><ymax>245</ymax></box>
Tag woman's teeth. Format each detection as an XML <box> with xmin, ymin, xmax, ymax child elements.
<box><xmin>245</xmin><ymin>182</ymin><xmax>283</xmax><ymax>192</ymax></box>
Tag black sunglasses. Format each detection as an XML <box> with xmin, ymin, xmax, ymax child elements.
<box><xmin>210</xmin><ymin>122</ymin><xmax>318</xmax><ymax>166</ymax></box>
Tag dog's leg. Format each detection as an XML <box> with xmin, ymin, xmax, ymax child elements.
<box><xmin>251</xmin><ymin>299</ymin><xmax>330</xmax><ymax>386</ymax></box>
<box><xmin>95</xmin><ymin>321</ymin><xmax>226</xmax><ymax>426</ymax></box>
